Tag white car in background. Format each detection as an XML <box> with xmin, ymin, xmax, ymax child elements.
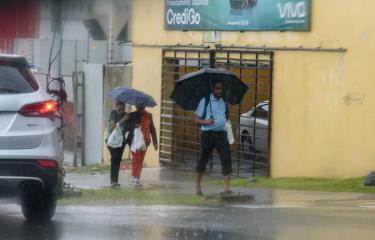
<box><xmin>239</xmin><ymin>101</ymin><xmax>269</xmax><ymax>155</ymax></box>
<box><xmin>0</xmin><ymin>54</ymin><xmax>63</xmax><ymax>221</ymax></box>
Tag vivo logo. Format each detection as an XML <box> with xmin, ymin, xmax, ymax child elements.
<box><xmin>278</xmin><ymin>1</ymin><xmax>306</xmax><ymax>19</ymax></box>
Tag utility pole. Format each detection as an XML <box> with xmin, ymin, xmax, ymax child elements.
<box><xmin>50</xmin><ymin>0</ymin><xmax>63</xmax><ymax>83</ymax></box>
<box><xmin>49</xmin><ymin>0</ymin><xmax>67</xmax><ymax>157</ymax></box>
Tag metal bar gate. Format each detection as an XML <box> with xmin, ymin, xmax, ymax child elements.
<box><xmin>160</xmin><ymin>48</ymin><xmax>273</xmax><ymax>177</ymax></box>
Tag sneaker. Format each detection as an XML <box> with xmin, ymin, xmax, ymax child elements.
<box><xmin>128</xmin><ymin>177</ymin><xmax>138</xmax><ymax>187</ymax></box>
<box><xmin>133</xmin><ymin>178</ymin><xmax>143</xmax><ymax>188</ymax></box>
<box><xmin>111</xmin><ymin>182</ymin><xmax>120</xmax><ymax>188</ymax></box>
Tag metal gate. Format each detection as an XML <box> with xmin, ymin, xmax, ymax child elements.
<box><xmin>160</xmin><ymin>48</ymin><xmax>273</xmax><ymax>177</ymax></box>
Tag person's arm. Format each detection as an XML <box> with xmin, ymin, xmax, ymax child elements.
<box><xmin>118</xmin><ymin>113</ymin><xmax>129</xmax><ymax>125</ymax></box>
<box><xmin>195</xmin><ymin>117</ymin><xmax>215</xmax><ymax>125</ymax></box>
<box><xmin>124</xmin><ymin>112</ymin><xmax>140</xmax><ymax>132</ymax></box>
<box><xmin>109</xmin><ymin>111</ymin><xmax>117</xmax><ymax>130</ymax></box>
<box><xmin>195</xmin><ymin>98</ymin><xmax>215</xmax><ymax>125</ymax></box>
<box><xmin>150</xmin><ymin>114</ymin><xmax>158</xmax><ymax>150</ymax></box>
<box><xmin>226</xmin><ymin>102</ymin><xmax>232</xmax><ymax>112</ymax></box>
<box><xmin>225</xmin><ymin>102</ymin><xmax>232</xmax><ymax>120</ymax></box>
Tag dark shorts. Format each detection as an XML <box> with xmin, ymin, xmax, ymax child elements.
<box><xmin>196</xmin><ymin>131</ymin><xmax>232</xmax><ymax>176</ymax></box>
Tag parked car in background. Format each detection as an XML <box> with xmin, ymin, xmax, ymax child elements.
<box><xmin>230</xmin><ymin>0</ymin><xmax>258</xmax><ymax>9</ymax></box>
<box><xmin>239</xmin><ymin>101</ymin><xmax>269</xmax><ymax>155</ymax></box>
<box><xmin>0</xmin><ymin>54</ymin><xmax>63</xmax><ymax>221</ymax></box>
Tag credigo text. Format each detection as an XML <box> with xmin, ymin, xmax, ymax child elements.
<box><xmin>166</xmin><ymin>0</ymin><xmax>209</xmax><ymax>25</ymax></box>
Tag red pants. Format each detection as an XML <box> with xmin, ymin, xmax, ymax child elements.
<box><xmin>131</xmin><ymin>150</ymin><xmax>146</xmax><ymax>178</ymax></box>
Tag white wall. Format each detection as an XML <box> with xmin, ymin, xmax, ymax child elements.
<box><xmin>83</xmin><ymin>63</ymin><xmax>104</xmax><ymax>165</ymax></box>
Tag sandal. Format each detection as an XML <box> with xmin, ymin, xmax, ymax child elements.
<box><xmin>220</xmin><ymin>190</ymin><xmax>234</xmax><ymax>196</ymax></box>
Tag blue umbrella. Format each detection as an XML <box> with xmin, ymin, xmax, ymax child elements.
<box><xmin>107</xmin><ymin>87</ymin><xmax>157</xmax><ymax>108</ymax></box>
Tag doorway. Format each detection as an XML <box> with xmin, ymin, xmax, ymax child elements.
<box><xmin>160</xmin><ymin>48</ymin><xmax>273</xmax><ymax>177</ymax></box>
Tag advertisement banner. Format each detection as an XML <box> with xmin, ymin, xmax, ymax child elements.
<box><xmin>165</xmin><ymin>0</ymin><xmax>311</xmax><ymax>31</ymax></box>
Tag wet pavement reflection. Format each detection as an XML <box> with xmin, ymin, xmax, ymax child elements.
<box><xmin>1</xmin><ymin>202</ymin><xmax>375</xmax><ymax>240</ymax></box>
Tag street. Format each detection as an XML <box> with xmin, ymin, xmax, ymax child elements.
<box><xmin>1</xmin><ymin>201</ymin><xmax>375</xmax><ymax>240</ymax></box>
<box><xmin>1</xmin><ymin>169</ymin><xmax>375</xmax><ymax>240</ymax></box>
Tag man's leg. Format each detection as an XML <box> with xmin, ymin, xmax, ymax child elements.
<box><xmin>196</xmin><ymin>172</ymin><xmax>204</xmax><ymax>196</ymax></box>
<box><xmin>223</xmin><ymin>175</ymin><xmax>231</xmax><ymax>193</ymax></box>
<box><xmin>196</xmin><ymin>132</ymin><xmax>214</xmax><ymax>195</ymax></box>
<box><xmin>216</xmin><ymin>132</ymin><xmax>233</xmax><ymax>193</ymax></box>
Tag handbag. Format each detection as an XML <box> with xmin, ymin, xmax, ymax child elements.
<box><xmin>107</xmin><ymin>124</ymin><xmax>123</xmax><ymax>148</ymax></box>
<box><xmin>225</xmin><ymin>120</ymin><xmax>235</xmax><ymax>145</ymax></box>
<box><xmin>131</xmin><ymin>127</ymin><xmax>147</xmax><ymax>153</ymax></box>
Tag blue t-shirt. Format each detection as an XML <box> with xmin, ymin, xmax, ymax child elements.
<box><xmin>196</xmin><ymin>94</ymin><xmax>226</xmax><ymax>131</ymax></box>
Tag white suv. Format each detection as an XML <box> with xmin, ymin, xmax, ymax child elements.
<box><xmin>0</xmin><ymin>54</ymin><xmax>63</xmax><ymax>221</ymax></box>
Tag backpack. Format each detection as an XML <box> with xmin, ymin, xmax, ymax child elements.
<box><xmin>201</xmin><ymin>95</ymin><xmax>229</xmax><ymax>121</ymax></box>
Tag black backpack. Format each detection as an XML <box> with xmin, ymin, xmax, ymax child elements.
<box><xmin>201</xmin><ymin>95</ymin><xmax>229</xmax><ymax>121</ymax></box>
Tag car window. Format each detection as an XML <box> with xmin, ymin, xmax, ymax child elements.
<box><xmin>252</xmin><ymin>107</ymin><xmax>269</xmax><ymax>120</ymax></box>
<box><xmin>0</xmin><ymin>65</ymin><xmax>39</xmax><ymax>94</ymax></box>
<box><xmin>262</xmin><ymin>104</ymin><xmax>269</xmax><ymax>112</ymax></box>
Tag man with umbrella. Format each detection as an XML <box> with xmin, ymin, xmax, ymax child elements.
<box><xmin>170</xmin><ymin>68</ymin><xmax>248</xmax><ymax>196</ymax></box>
<box><xmin>195</xmin><ymin>79</ymin><xmax>232</xmax><ymax>196</ymax></box>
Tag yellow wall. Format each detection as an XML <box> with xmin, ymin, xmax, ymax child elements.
<box><xmin>132</xmin><ymin>48</ymin><xmax>162</xmax><ymax>167</ymax></box>
<box><xmin>132</xmin><ymin>0</ymin><xmax>375</xmax><ymax>178</ymax></box>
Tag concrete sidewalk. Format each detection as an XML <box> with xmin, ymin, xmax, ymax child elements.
<box><xmin>65</xmin><ymin>167</ymin><xmax>375</xmax><ymax>208</ymax></box>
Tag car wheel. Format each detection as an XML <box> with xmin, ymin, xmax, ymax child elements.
<box><xmin>241</xmin><ymin>131</ymin><xmax>257</xmax><ymax>162</ymax></box>
<box><xmin>241</xmin><ymin>131</ymin><xmax>254</xmax><ymax>153</ymax></box>
<box><xmin>20</xmin><ymin>183</ymin><xmax>57</xmax><ymax>221</ymax></box>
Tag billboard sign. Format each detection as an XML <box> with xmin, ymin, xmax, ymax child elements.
<box><xmin>165</xmin><ymin>0</ymin><xmax>311</xmax><ymax>31</ymax></box>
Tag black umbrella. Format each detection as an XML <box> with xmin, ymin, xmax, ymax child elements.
<box><xmin>170</xmin><ymin>68</ymin><xmax>249</xmax><ymax>111</ymax></box>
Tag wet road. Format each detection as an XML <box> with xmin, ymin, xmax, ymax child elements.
<box><xmin>1</xmin><ymin>202</ymin><xmax>375</xmax><ymax>240</ymax></box>
<box><xmin>2</xmin><ymin>169</ymin><xmax>375</xmax><ymax>239</ymax></box>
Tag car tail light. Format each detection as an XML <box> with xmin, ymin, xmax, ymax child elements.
<box><xmin>19</xmin><ymin>100</ymin><xmax>57</xmax><ymax>120</ymax></box>
<box><xmin>37</xmin><ymin>160</ymin><xmax>58</xmax><ymax>169</ymax></box>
